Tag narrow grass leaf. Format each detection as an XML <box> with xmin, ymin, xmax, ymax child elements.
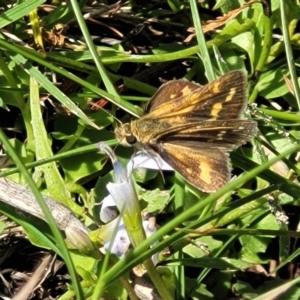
<box><xmin>30</xmin><ymin>77</ymin><xmax>70</xmax><ymax>205</ymax></box>
<box><xmin>0</xmin><ymin>0</ymin><xmax>45</xmax><ymax>29</ymax></box>
<box><xmin>10</xmin><ymin>53</ymin><xmax>98</xmax><ymax>129</ymax></box>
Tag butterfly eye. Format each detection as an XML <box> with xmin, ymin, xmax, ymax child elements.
<box><xmin>126</xmin><ymin>135</ymin><xmax>137</xmax><ymax>144</ymax></box>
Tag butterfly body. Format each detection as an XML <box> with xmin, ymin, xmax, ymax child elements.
<box><xmin>114</xmin><ymin>71</ymin><xmax>257</xmax><ymax>192</ymax></box>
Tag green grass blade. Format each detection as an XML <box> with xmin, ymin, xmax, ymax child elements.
<box><xmin>189</xmin><ymin>0</ymin><xmax>215</xmax><ymax>81</ymax></box>
<box><xmin>279</xmin><ymin>0</ymin><xmax>300</xmax><ymax>109</ymax></box>
<box><xmin>0</xmin><ymin>0</ymin><xmax>45</xmax><ymax>28</ymax></box>
<box><xmin>69</xmin><ymin>0</ymin><xmax>120</xmax><ymax>99</ymax></box>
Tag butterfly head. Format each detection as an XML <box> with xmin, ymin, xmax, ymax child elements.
<box><xmin>114</xmin><ymin>123</ymin><xmax>138</xmax><ymax>146</ymax></box>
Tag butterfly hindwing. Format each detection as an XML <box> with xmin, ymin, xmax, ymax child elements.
<box><xmin>157</xmin><ymin>142</ymin><xmax>230</xmax><ymax>192</ymax></box>
<box><xmin>152</xmin><ymin>120</ymin><xmax>257</xmax><ymax>149</ymax></box>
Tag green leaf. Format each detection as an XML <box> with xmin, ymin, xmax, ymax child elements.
<box><xmin>140</xmin><ymin>189</ymin><xmax>171</xmax><ymax>214</ymax></box>
<box><xmin>257</xmin><ymin>69</ymin><xmax>289</xmax><ymax>99</ymax></box>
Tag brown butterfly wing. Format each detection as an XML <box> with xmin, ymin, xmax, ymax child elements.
<box><xmin>150</xmin><ymin>120</ymin><xmax>256</xmax><ymax>191</ymax></box>
<box><xmin>145</xmin><ymin>80</ymin><xmax>201</xmax><ymax>112</ymax></box>
<box><xmin>156</xmin><ymin>142</ymin><xmax>230</xmax><ymax>192</ymax></box>
<box><xmin>145</xmin><ymin>70</ymin><xmax>247</xmax><ymax>120</ymax></box>
<box><xmin>152</xmin><ymin>120</ymin><xmax>257</xmax><ymax>150</ymax></box>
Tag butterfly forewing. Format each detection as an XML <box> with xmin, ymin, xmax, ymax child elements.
<box><xmin>145</xmin><ymin>80</ymin><xmax>201</xmax><ymax>112</ymax></box>
<box><xmin>145</xmin><ymin>70</ymin><xmax>247</xmax><ymax>121</ymax></box>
